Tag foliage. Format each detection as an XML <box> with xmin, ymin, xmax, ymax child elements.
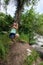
<box><xmin>19</xmin><ymin>7</ymin><xmax>43</xmax><ymax>44</ymax></box>
<box><xmin>4</xmin><ymin>0</ymin><xmax>10</xmax><ymax>14</ymax></box>
<box><xmin>24</xmin><ymin>50</ymin><xmax>39</xmax><ymax>65</ymax></box>
<box><xmin>14</xmin><ymin>0</ymin><xmax>39</xmax><ymax>23</ymax></box>
<box><xmin>19</xmin><ymin>8</ymin><xmax>37</xmax><ymax>44</ymax></box>
<box><xmin>19</xmin><ymin>33</ymin><xmax>29</xmax><ymax>42</ymax></box>
<box><xmin>4</xmin><ymin>0</ymin><xmax>10</xmax><ymax>5</ymax></box>
<box><xmin>15</xmin><ymin>0</ymin><xmax>39</xmax><ymax>11</ymax></box>
<box><xmin>0</xmin><ymin>33</ymin><xmax>10</xmax><ymax>59</ymax></box>
<box><xmin>0</xmin><ymin>12</ymin><xmax>12</xmax><ymax>59</ymax></box>
<box><xmin>39</xmin><ymin>62</ymin><xmax>43</xmax><ymax>65</ymax></box>
<box><xmin>0</xmin><ymin>12</ymin><xmax>13</xmax><ymax>31</ymax></box>
<box><xmin>35</xmin><ymin>14</ymin><xmax>43</xmax><ymax>35</ymax></box>
<box><xmin>0</xmin><ymin>43</ymin><xmax>6</xmax><ymax>59</ymax></box>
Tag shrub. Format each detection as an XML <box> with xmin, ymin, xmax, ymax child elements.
<box><xmin>0</xmin><ymin>43</ymin><xmax>6</xmax><ymax>59</ymax></box>
<box><xmin>24</xmin><ymin>50</ymin><xmax>39</xmax><ymax>65</ymax></box>
<box><xmin>19</xmin><ymin>33</ymin><xmax>29</xmax><ymax>42</ymax></box>
<box><xmin>0</xmin><ymin>12</ymin><xmax>13</xmax><ymax>31</ymax></box>
<box><xmin>0</xmin><ymin>33</ymin><xmax>10</xmax><ymax>59</ymax></box>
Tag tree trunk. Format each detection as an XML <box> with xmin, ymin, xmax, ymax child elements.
<box><xmin>15</xmin><ymin>9</ymin><xmax>22</xmax><ymax>24</ymax></box>
<box><xmin>14</xmin><ymin>0</ymin><xmax>24</xmax><ymax>24</ymax></box>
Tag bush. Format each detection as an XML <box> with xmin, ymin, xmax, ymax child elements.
<box><xmin>19</xmin><ymin>32</ymin><xmax>35</xmax><ymax>45</ymax></box>
<box><xmin>0</xmin><ymin>33</ymin><xmax>10</xmax><ymax>59</ymax></box>
<box><xmin>19</xmin><ymin>9</ymin><xmax>37</xmax><ymax>45</ymax></box>
<box><xmin>0</xmin><ymin>43</ymin><xmax>6</xmax><ymax>59</ymax></box>
<box><xmin>24</xmin><ymin>50</ymin><xmax>39</xmax><ymax>65</ymax></box>
<box><xmin>0</xmin><ymin>12</ymin><xmax>13</xmax><ymax>59</ymax></box>
<box><xmin>19</xmin><ymin>33</ymin><xmax>29</xmax><ymax>42</ymax></box>
<box><xmin>0</xmin><ymin>12</ymin><xmax>13</xmax><ymax>31</ymax></box>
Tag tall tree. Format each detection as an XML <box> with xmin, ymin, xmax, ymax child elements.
<box><xmin>4</xmin><ymin>0</ymin><xmax>10</xmax><ymax>14</ymax></box>
<box><xmin>14</xmin><ymin>0</ymin><xmax>39</xmax><ymax>23</ymax></box>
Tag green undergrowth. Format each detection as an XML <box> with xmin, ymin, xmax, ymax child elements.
<box><xmin>39</xmin><ymin>62</ymin><xmax>43</xmax><ymax>65</ymax></box>
<box><xmin>24</xmin><ymin>50</ymin><xmax>39</xmax><ymax>65</ymax></box>
<box><xmin>0</xmin><ymin>33</ymin><xmax>11</xmax><ymax>59</ymax></box>
<box><xmin>19</xmin><ymin>33</ymin><xmax>35</xmax><ymax>45</ymax></box>
<box><xmin>19</xmin><ymin>33</ymin><xmax>29</xmax><ymax>43</ymax></box>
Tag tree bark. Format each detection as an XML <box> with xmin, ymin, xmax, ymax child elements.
<box><xmin>15</xmin><ymin>9</ymin><xmax>21</xmax><ymax>23</ymax></box>
<box><xmin>14</xmin><ymin>0</ymin><xmax>24</xmax><ymax>24</ymax></box>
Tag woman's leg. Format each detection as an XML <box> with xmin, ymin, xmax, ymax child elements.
<box><xmin>15</xmin><ymin>33</ymin><xmax>19</xmax><ymax>39</ymax></box>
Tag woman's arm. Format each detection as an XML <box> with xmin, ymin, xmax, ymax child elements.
<box><xmin>13</xmin><ymin>23</ymin><xmax>18</xmax><ymax>29</ymax></box>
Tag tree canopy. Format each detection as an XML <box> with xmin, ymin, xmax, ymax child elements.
<box><xmin>14</xmin><ymin>0</ymin><xmax>39</xmax><ymax>23</ymax></box>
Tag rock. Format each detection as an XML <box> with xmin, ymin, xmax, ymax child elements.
<box><xmin>34</xmin><ymin>33</ymin><xmax>43</xmax><ymax>46</ymax></box>
<box><xmin>26</xmin><ymin>49</ymin><xmax>32</xmax><ymax>56</ymax></box>
<box><xmin>32</xmin><ymin>45</ymin><xmax>43</xmax><ymax>59</ymax></box>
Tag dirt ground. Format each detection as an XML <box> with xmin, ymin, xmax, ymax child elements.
<box><xmin>0</xmin><ymin>42</ymin><xmax>32</xmax><ymax>65</ymax></box>
<box><xmin>0</xmin><ymin>41</ymin><xmax>43</xmax><ymax>65</ymax></box>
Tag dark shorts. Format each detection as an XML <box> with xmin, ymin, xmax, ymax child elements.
<box><xmin>9</xmin><ymin>33</ymin><xmax>16</xmax><ymax>39</ymax></box>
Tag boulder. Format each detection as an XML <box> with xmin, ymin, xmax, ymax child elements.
<box><xmin>32</xmin><ymin>45</ymin><xmax>43</xmax><ymax>59</ymax></box>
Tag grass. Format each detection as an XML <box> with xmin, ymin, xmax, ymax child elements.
<box><xmin>24</xmin><ymin>50</ymin><xmax>39</xmax><ymax>65</ymax></box>
<box><xmin>39</xmin><ymin>62</ymin><xmax>43</xmax><ymax>65</ymax></box>
<box><xmin>19</xmin><ymin>33</ymin><xmax>35</xmax><ymax>45</ymax></box>
<box><xmin>0</xmin><ymin>33</ymin><xmax>11</xmax><ymax>59</ymax></box>
<box><xmin>0</xmin><ymin>32</ymin><xmax>29</xmax><ymax>59</ymax></box>
<box><xmin>19</xmin><ymin>33</ymin><xmax>29</xmax><ymax>43</ymax></box>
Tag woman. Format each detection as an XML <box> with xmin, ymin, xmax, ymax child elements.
<box><xmin>9</xmin><ymin>22</ymin><xmax>19</xmax><ymax>42</ymax></box>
